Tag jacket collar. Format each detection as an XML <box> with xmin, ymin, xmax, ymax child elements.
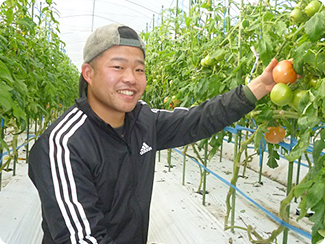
<box><xmin>75</xmin><ymin>96</ymin><xmax>142</xmax><ymax>136</ymax></box>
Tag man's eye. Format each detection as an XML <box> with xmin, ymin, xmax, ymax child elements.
<box><xmin>113</xmin><ymin>66</ymin><xmax>123</xmax><ymax>69</ymax></box>
<box><xmin>136</xmin><ymin>69</ymin><xmax>144</xmax><ymax>72</ymax></box>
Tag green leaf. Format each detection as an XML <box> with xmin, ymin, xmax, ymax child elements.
<box><xmin>318</xmin><ymin>230</ymin><xmax>325</xmax><ymax>238</ymax></box>
<box><xmin>0</xmin><ymin>81</ymin><xmax>13</xmax><ymax>110</ymax></box>
<box><xmin>12</xmin><ymin>103</ymin><xmax>26</xmax><ymax>122</ymax></box>
<box><xmin>294</xmin><ymin>180</ymin><xmax>313</xmax><ymax>198</ymax></box>
<box><xmin>305</xmin><ymin>11</ymin><xmax>325</xmax><ymax>42</ymax></box>
<box><xmin>307</xmin><ymin>182</ymin><xmax>325</xmax><ymax>209</ymax></box>
<box><xmin>267</xmin><ymin>144</ymin><xmax>279</xmax><ymax>169</ymax></box>
<box><xmin>0</xmin><ymin>59</ymin><xmax>14</xmax><ymax>84</ymax></box>
<box><xmin>267</xmin><ymin>157</ymin><xmax>278</xmax><ymax>169</ymax></box>
<box><xmin>313</xmin><ymin>140</ymin><xmax>325</xmax><ymax>168</ymax></box>
<box><xmin>286</xmin><ymin>131</ymin><xmax>311</xmax><ymax>162</ymax></box>
<box><xmin>297</xmin><ymin>195</ymin><xmax>307</xmax><ymax>221</ymax></box>
<box><xmin>274</xmin><ymin>20</ymin><xmax>286</xmax><ymax>36</ymax></box>
<box><xmin>258</xmin><ymin>35</ymin><xmax>274</xmax><ymax>65</ymax></box>
<box><xmin>254</xmin><ymin>126</ymin><xmax>265</xmax><ymax>151</ymax></box>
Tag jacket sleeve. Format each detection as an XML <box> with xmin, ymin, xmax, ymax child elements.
<box><xmin>28</xmin><ymin>136</ymin><xmax>116</xmax><ymax>244</ymax></box>
<box><xmin>155</xmin><ymin>85</ymin><xmax>255</xmax><ymax>150</ymax></box>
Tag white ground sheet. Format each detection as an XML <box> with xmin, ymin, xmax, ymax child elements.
<box><xmin>0</xmin><ymin>141</ymin><xmax>314</xmax><ymax>244</ymax></box>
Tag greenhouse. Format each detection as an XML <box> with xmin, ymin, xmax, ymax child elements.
<box><xmin>0</xmin><ymin>0</ymin><xmax>325</xmax><ymax>243</ymax></box>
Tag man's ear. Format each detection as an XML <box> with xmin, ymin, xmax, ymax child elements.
<box><xmin>81</xmin><ymin>63</ymin><xmax>94</xmax><ymax>85</ymax></box>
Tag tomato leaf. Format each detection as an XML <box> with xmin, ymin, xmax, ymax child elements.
<box><xmin>312</xmin><ymin>139</ymin><xmax>325</xmax><ymax>168</ymax></box>
<box><xmin>258</xmin><ymin>35</ymin><xmax>274</xmax><ymax>65</ymax></box>
<box><xmin>286</xmin><ymin>131</ymin><xmax>310</xmax><ymax>162</ymax></box>
<box><xmin>296</xmin><ymin>196</ymin><xmax>307</xmax><ymax>222</ymax></box>
<box><xmin>305</xmin><ymin>11</ymin><xmax>325</xmax><ymax>42</ymax></box>
<box><xmin>0</xmin><ymin>81</ymin><xmax>13</xmax><ymax>111</ymax></box>
<box><xmin>0</xmin><ymin>59</ymin><xmax>14</xmax><ymax>84</ymax></box>
<box><xmin>274</xmin><ymin>20</ymin><xmax>286</xmax><ymax>36</ymax></box>
<box><xmin>292</xmin><ymin>42</ymin><xmax>313</xmax><ymax>75</ymax></box>
<box><xmin>266</xmin><ymin>144</ymin><xmax>279</xmax><ymax>169</ymax></box>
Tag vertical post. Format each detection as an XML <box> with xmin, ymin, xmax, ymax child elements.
<box><xmin>26</xmin><ymin>116</ymin><xmax>30</xmax><ymax>163</ymax></box>
<box><xmin>231</xmin><ymin>132</ymin><xmax>239</xmax><ymax>233</ymax></box>
<box><xmin>167</xmin><ymin>148</ymin><xmax>172</xmax><ymax>172</ymax></box>
<box><xmin>202</xmin><ymin>140</ymin><xmax>208</xmax><ymax>206</ymax></box>
<box><xmin>0</xmin><ymin>119</ymin><xmax>4</xmax><ymax>191</ymax></box>
<box><xmin>219</xmin><ymin>139</ymin><xmax>223</xmax><ymax>162</ymax></box>
<box><xmin>283</xmin><ymin>160</ymin><xmax>294</xmax><ymax>244</ymax></box>
<box><xmin>35</xmin><ymin>117</ymin><xmax>37</xmax><ymax>141</ymax></box>
<box><xmin>283</xmin><ymin>124</ymin><xmax>295</xmax><ymax>244</ymax></box>
<box><xmin>152</xmin><ymin>14</ymin><xmax>155</xmax><ymax>30</ymax></box>
<box><xmin>237</xmin><ymin>0</ymin><xmax>243</xmax><ymax>79</ymax></box>
<box><xmin>182</xmin><ymin>146</ymin><xmax>187</xmax><ymax>186</ymax></box>
<box><xmin>294</xmin><ymin>157</ymin><xmax>302</xmax><ymax>202</ymax></box>
<box><xmin>258</xmin><ymin>142</ymin><xmax>264</xmax><ymax>183</ymax></box>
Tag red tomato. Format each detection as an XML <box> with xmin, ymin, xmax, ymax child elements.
<box><xmin>265</xmin><ymin>126</ymin><xmax>286</xmax><ymax>144</ymax></box>
<box><xmin>272</xmin><ymin>60</ymin><xmax>297</xmax><ymax>84</ymax></box>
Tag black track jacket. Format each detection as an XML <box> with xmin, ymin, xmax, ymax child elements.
<box><xmin>28</xmin><ymin>86</ymin><xmax>255</xmax><ymax>244</ymax></box>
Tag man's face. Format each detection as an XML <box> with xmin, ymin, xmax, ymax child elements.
<box><xmin>84</xmin><ymin>45</ymin><xmax>147</xmax><ymax>120</ymax></box>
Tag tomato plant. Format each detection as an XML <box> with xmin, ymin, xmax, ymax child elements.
<box><xmin>290</xmin><ymin>89</ymin><xmax>308</xmax><ymax>111</ymax></box>
<box><xmin>270</xmin><ymin>83</ymin><xmax>294</xmax><ymax>106</ymax></box>
<box><xmin>265</xmin><ymin>126</ymin><xmax>286</xmax><ymax>144</ymax></box>
<box><xmin>272</xmin><ymin>60</ymin><xmax>297</xmax><ymax>84</ymax></box>
<box><xmin>142</xmin><ymin>0</ymin><xmax>325</xmax><ymax>242</ymax></box>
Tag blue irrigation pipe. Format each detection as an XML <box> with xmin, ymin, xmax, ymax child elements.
<box><xmin>0</xmin><ymin>135</ymin><xmax>35</xmax><ymax>164</ymax></box>
<box><xmin>172</xmin><ymin>147</ymin><xmax>312</xmax><ymax>240</ymax></box>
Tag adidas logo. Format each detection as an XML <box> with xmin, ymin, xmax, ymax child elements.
<box><xmin>140</xmin><ymin>142</ymin><xmax>152</xmax><ymax>155</ymax></box>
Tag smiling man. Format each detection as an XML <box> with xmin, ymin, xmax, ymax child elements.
<box><xmin>28</xmin><ymin>23</ymin><xmax>280</xmax><ymax>244</ymax></box>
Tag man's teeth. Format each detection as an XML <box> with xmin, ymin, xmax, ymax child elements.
<box><xmin>118</xmin><ymin>90</ymin><xmax>134</xmax><ymax>96</ymax></box>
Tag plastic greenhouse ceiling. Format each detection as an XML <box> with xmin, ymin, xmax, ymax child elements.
<box><xmin>36</xmin><ymin>0</ymin><xmax>191</xmax><ymax>70</ymax></box>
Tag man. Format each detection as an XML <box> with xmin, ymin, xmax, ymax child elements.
<box><xmin>29</xmin><ymin>23</ymin><xmax>279</xmax><ymax>244</ymax></box>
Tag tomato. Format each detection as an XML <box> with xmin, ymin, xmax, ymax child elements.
<box><xmin>201</xmin><ymin>58</ymin><xmax>207</xmax><ymax>67</ymax></box>
<box><xmin>290</xmin><ymin>9</ymin><xmax>305</xmax><ymax>23</ymax></box>
<box><xmin>172</xmin><ymin>95</ymin><xmax>181</xmax><ymax>106</ymax></box>
<box><xmin>290</xmin><ymin>89</ymin><xmax>308</xmax><ymax>111</ymax></box>
<box><xmin>270</xmin><ymin>83</ymin><xmax>294</xmax><ymax>106</ymax></box>
<box><xmin>272</xmin><ymin>60</ymin><xmax>297</xmax><ymax>84</ymax></box>
<box><xmin>309</xmin><ymin>76</ymin><xmax>321</xmax><ymax>88</ymax></box>
<box><xmin>205</xmin><ymin>54</ymin><xmax>215</xmax><ymax>65</ymax></box>
<box><xmin>164</xmin><ymin>96</ymin><xmax>168</xmax><ymax>104</ymax></box>
<box><xmin>304</xmin><ymin>0</ymin><xmax>322</xmax><ymax>17</ymax></box>
<box><xmin>265</xmin><ymin>126</ymin><xmax>286</xmax><ymax>144</ymax></box>
<box><xmin>242</xmin><ymin>19</ymin><xmax>249</xmax><ymax>28</ymax></box>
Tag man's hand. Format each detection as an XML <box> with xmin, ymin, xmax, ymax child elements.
<box><xmin>247</xmin><ymin>58</ymin><xmax>278</xmax><ymax>100</ymax></box>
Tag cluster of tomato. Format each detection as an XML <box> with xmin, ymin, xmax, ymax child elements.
<box><xmin>265</xmin><ymin>60</ymin><xmax>301</xmax><ymax>144</ymax></box>
<box><xmin>290</xmin><ymin>0</ymin><xmax>324</xmax><ymax>23</ymax></box>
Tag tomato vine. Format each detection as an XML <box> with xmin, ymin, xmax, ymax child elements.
<box><xmin>143</xmin><ymin>0</ymin><xmax>325</xmax><ymax>243</ymax></box>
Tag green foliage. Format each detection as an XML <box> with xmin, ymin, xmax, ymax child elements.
<box><xmin>0</xmin><ymin>0</ymin><xmax>79</xmax><ymax>126</ymax></box>
<box><xmin>0</xmin><ymin>0</ymin><xmax>79</xmax><ymax>164</ymax></box>
<box><xmin>143</xmin><ymin>1</ymin><xmax>325</xmax><ymax>243</ymax></box>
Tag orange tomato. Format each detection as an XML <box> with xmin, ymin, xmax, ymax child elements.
<box><xmin>265</xmin><ymin>126</ymin><xmax>286</xmax><ymax>144</ymax></box>
<box><xmin>272</xmin><ymin>60</ymin><xmax>297</xmax><ymax>84</ymax></box>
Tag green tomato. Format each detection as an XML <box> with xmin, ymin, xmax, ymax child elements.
<box><xmin>290</xmin><ymin>8</ymin><xmax>305</xmax><ymax>23</ymax></box>
<box><xmin>201</xmin><ymin>57</ymin><xmax>207</xmax><ymax>67</ymax></box>
<box><xmin>242</xmin><ymin>19</ymin><xmax>249</xmax><ymax>28</ymax></box>
<box><xmin>304</xmin><ymin>0</ymin><xmax>322</xmax><ymax>17</ymax></box>
<box><xmin>270</xmin><ymin>83</ymin><xmax>294</xmax><ymax>106</ymax></box>
<box><xmin>205</xmin><ymin>54</ymin><xmax>215</xmax><ymax>66</ymax></box>
<box><xmin>290</xmin><ymin>89</ymin><xmax>308</xmax><ymax>111</ymax></box>
<box><xmin>309</xmin><ymin>77</ymin><xmax>321</xmax><ymax>88</ymax></box>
